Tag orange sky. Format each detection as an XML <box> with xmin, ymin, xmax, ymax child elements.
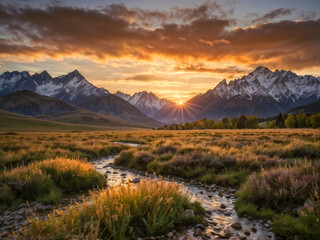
<box><xmin>0</xmin><ymin>1</ymin><xmax>319</xmax><ymax>103</ymax></box>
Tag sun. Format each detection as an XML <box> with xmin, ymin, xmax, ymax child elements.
<box><xmin>178</xmin><ymin>101</ymin><xmax>184</xmax><ymax>106</ymax></box>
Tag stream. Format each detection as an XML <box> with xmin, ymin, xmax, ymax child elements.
<box><xmin>0</xmin><ymin>142</ymin><xmax>275</xmax><ymax>240</ymax></box>
<box><xmin>92</xmin><ymin>142</ymin><xmax>275</xmax><ymax>240</ymax></box>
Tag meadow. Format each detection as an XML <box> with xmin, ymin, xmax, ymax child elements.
<box><xmin>0</xmin><ymin>129</ymin><xmax>319</xmax><ymax>239</ymax></box>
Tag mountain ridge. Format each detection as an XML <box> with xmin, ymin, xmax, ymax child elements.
<box><xmin>153</xmin><ymin>66</ymin><xmax>320</xmax><ymax>123</ymax></box>
<box><xmin>0</xmin><ymin>90</ymin><xmax>157</xmax><ymax>128</ymax></box>
<box><xmin>0</xmin><ymin>70</ymin><xmax>110</xmax><ymax>103</ymax></box>
<box><xmin>115</xmin><ymin>91</ymin><xmax>174</xmax><ymax>117</ymax></box>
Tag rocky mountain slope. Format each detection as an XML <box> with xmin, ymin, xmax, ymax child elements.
<box><xmin>115</xmin><ymin>91</ymin><xmax>173</xmax><ymax>117</ymax></box>
<box><xmin>76</xmin><ymin>95</ymin><xmax>161</xmax><ymax>126</ymax></box>
<box><xmin>0</xmin><ymin>70</ymin><xmax>110</xmax><ymax>103</ymax></box>
<box><xmin>287</xmin><ymin>101</ymin><xmax>320</xmax><ymax>114</ymax></box>
<box><xmin>154</xmin><ymin>66</ymin><xmax>320</xmax><ymax>123</ymax></box>
<box><xmin>0</xmin><ymin>90</ymin><xmax>78</xmax><ymax>116</ymax></box>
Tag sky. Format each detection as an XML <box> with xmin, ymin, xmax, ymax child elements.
<box><xmin>0</xmin><ymin>0</ymin><xmax>319</xmax><ymax>103</ymax></box>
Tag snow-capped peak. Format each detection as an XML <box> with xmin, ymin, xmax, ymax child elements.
<box><xmin>0</xmin><ymin>70</ymin><xmax>110</xmax><ymax>102</ymax></box>
<box><xmin>210</xmin><ymin>66</ymin><xmax>320</xmax><ymax>103</ymax></box>
<box><xmin>115</xmin><ymin>91</ymin><xmax>174</xmax><ymax>117</ymax></box>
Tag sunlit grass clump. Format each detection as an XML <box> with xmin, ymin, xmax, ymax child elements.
<box><xmin>235</xmin><ymin>162</ymin><xmax>320</xmax><ymax>239</ymax></box>
<box><xmin>0</xmin><ymin>157</ymin><xmax>106</xmax><ymax>212</ymax></box>
<box><xmin>27</xmin><ymin>177</ymin><xmax>204</xmax><ymax>239</ymax></box>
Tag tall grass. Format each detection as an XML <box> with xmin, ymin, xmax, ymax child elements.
<box><xmin>27</xmin><ymin>178</ymin><xmax>204</xmax><ymax>239</ymax></box>
<box><xmin>0</xmin><ymin>157</ymin><xmax>106</xmax><ymax>212</ymax></box>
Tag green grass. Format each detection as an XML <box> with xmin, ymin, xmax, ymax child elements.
<box><xmin>0</xmin><ymin>157</ymin><xmax>106</xmax><ymax>212</ymax></box>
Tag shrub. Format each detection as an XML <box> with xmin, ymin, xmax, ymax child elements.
<box><xmin>133</xmin><ymin>151</ymin><xmax>155</xmax><ymax>169</ymax></box>
<box><xmin>114</xmin><ymin>150</ymin><xmax>135</xmax><ymax>166</ymax></box>
<box><xmin>236</xmin><ymin>164</ymin><xmax>319</xmax><ymax>212</ymax></box>
<box><xmin>154</xmin><ymin>145</ymin><xmax>177</xmax><ymax>155</ymax></box>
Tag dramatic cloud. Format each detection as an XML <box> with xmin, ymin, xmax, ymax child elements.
<box><xmin>251</xmin><ymin>8</ymin><xmax>295</xmax><ymax>23</ymax></box>
<box><xmin>0</xmin><ymin>2</ymin><xmax>319</xmax><ymax>70</ymax></box>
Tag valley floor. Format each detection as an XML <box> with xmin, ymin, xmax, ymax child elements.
<box><xmin>0</xmin><ymin>129</ymin><xmax>319</xmax><ymax>239</ymax></box>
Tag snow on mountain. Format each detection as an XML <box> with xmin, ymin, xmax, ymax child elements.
<box><xmin>154</xmin><ymin>66</ymin><xmax>320</xmax><ymax>124</ymax></box>
<box><xmin>115</xmin><ymin>91</ymin><xmax>131</xmax><ymax>102</ymax></box>
<box><xmin>0</xmin><ymin>70</ymin><xmax>110</xmax><ymax>103</ymax></box>
<box><xmin>115</xmin><ymin>91</ymin><xmax>174</xmax><ymax>117</ymax></box>
<box><xmin>209</xmin><ymin>66</ymin><xmax>320</xmax><ymax>104</ymax></box>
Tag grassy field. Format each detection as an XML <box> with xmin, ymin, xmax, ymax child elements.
<box><xmin>0</xmin><ymin>110</ymin><xmax>150</xmax><ymax>132</ymax></box>
<box><xmin>1</xmin><ymin>129</ymin><xmax>319</xmax><ymax>239</ymax></box>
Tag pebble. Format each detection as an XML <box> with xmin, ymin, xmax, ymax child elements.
<box><xmin>231</xmin><ymin>222</ymin><xmax>242</xmax><ymax>230</ymax></box>
<box><xmin>228</xmin><ymin>236</ymin><xmax>240</xmax><ymax>240</ymax></box>
<box><xmin>195</xmin><ymin>224</ymin><xmax>206</xmax><ymax>230</ymax></box>
<box><xmin>131</xmin><ymin>178</ymin><xmax>140</xmax><ymax>183</ymax></box>
<box><xmin>220</xmin><ymin>204</ymin><xmax>227</xmax><ymax>209</ymax></box>
<box><xmin>193</xmin><ymin>228</ymin><xmax>202</xmax><ymax>237</ymax></box>
<box><xmin>201</xmin><ymin>217</ymin><xmax>209</xmax><ymax>227</ymax></box>
<box><xmin>184</xmin><ymin>209</ymin><xmax>195</xmax><ymax>218</ymax></box>
<box><xmin>244</xmin><ymin>228</ymin><xmax>251</xmax><ymax>236</ymax></box>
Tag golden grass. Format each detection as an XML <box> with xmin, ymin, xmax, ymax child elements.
<box><xmin>27</xmin><ymin>177</ymin><xmax>202</xmax><ymax>239</ymax></box>
<box><xmin>0</xmin><ymin>157</ymin><xmax>106</xmax><ymax>211</ymax></box>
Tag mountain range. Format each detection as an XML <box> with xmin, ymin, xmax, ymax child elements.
<box><xmin>0</xmin><ymin>71</ymin><xmax>160</xmax><ymax>127</ymax></box>
<box><xmin>0</xmin><ymin>90</ymin><xmax>158</xmax><ymax>129</ymax></box>
<box><xmin>0</xmin><ymin>70</ymin><xmax>110</xmax><ymax>103</ymax></box>
<box><xmin>154</xmin><ymin>66</ymin><xmax>320</xmax><ymax>123</ymax></box>
<box><xmin>0</xmin><ymin>66</ymin><xmax>319</xmax><ymax>126</ymax></box>
<box><xmin>115</xmin><ymin>91</ymin><xmax>173</xmax><ymax>117</ymax></box>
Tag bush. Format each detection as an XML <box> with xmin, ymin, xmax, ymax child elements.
<box><xmin>133</xmin><ymin>151</ymin><xmax>154</xmax><ymax>170</ymax></box>
<box><xmin>114</xmin><ymin>150</ymin><xmax>135</xmax><ymax>166</ymax></box>
<box><xmin>154</xmin><ymin>145</ymin><xmax>177</xmax><ymax>155</ymax></box>
<box><xmin>236</xmin><ymin>164</ymin><xmax>319</xmax><ymax>212</ymax></box>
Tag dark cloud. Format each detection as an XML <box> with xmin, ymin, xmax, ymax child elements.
<box><xmin>299</xmin><ymin>10</ymin><xmax>317</xmax><ymax>20</ymax></box>
<box><xmin>251</xmin><ymin>8</ymin><xmax>295</xmax><ymax>23</ymax></box>
<box><xmin>0</xmin><ymin>3</ymin><xmax>319</xmax><ymax>70</ymax></box>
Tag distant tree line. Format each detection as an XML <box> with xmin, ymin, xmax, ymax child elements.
<box><xmin>158</xmin><ymin>115</ymin><xmax>259</xmax><ymax>130</ymax></box>
<box><xmin>266</xmin><ymin>112</ymin><xmax>320</xmax><ymax>129</ymax></box>
<box><xmin>157</xmin><ymin>113</ymin><xmax>320</xmax><ymax>130</ymax></box>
